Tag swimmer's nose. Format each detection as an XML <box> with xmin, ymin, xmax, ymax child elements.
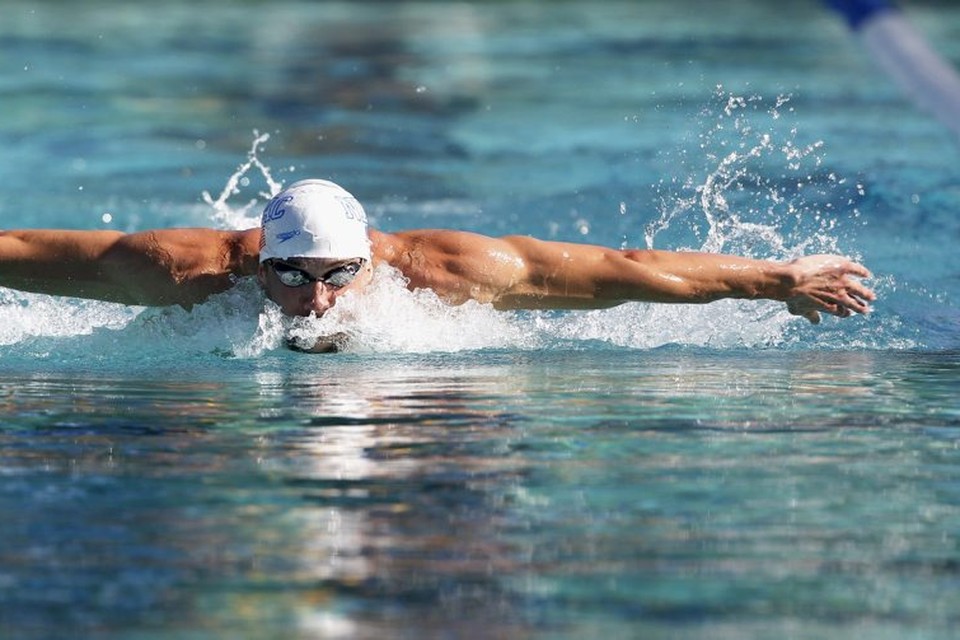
<box><xmin>302</xmin><ymin>282</ymin><xmax>338</xmax><ymax>316</ymax></box>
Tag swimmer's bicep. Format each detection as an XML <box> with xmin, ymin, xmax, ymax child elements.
<box><xmin>388</xmin><ymin>230</ymin><xmax>622</xmax><ymax>307</ymax></box>
<box><xmin>493</xmin><ymin>238</ymin><xmax>689</xmax><ymax>308</ymax></box>
<box><xmin>493</xmin><ymin>236</ymin><xmax>620</xmax><ymax>305</ymax></box>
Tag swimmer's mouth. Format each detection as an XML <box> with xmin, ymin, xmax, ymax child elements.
<box><xmin>286</xmin><ymin>332</ymin><xmax>349</xmax><ymax>354</ymax></box>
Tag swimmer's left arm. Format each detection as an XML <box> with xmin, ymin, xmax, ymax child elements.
<box><xmin>483</xmin><ymin>236</ymin><xmax>875</xmax><ymax>323</ymax></box>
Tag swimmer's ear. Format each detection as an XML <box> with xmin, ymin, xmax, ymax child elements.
<box><xmin>257</xmin><ymin>263</ymin><xmax>268</xmax><ymax>286</ymax></box>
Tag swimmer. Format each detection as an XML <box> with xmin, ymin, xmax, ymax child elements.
<box><xmin>0</xmin><ymin>179</ymin><xmax>874</xmax><ymax>329</ymax></box>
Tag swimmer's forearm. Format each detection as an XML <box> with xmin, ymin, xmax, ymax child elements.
<box><xmin>610</xmin><ymin>251</ymin><xmax>875</xmax><ymax>323</ymax></box>
<box><xmin>0</xmin><ymin>229</ymin><xmax>128</xmax><ymax>299</ymax></box>
<box><xmin>500</xmin><ymin>246</ymin><xmax>873</xmax><ymax>324</ymax></box>
<box><xmin>492</xmin><ymin>243</ymin><xmax>793</xmax><ymax>309</ymax></box>
<box><xmin>613</xmin><ymin>250</ymin><xmax>793</xmax><ymax>303</ymax></box>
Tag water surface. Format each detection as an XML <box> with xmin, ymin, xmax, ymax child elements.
<box><xmin>1</xmin><ymin>1</ymin><xmax>959</xmax><ymax>638</ymax></box>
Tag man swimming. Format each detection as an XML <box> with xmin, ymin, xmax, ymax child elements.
<box><xmin>0</xmin><ymin>178</ymin><xmax>874</xmax><ymax>330</ymax></box>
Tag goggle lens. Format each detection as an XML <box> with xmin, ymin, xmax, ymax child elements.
<box><xmin>271</xmin><ymin>261</ymin><xmax>364</xmax><ymax>289</ymax></box>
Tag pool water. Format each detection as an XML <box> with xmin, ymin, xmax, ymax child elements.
<box><xmin>2</xmin><ymin>1</ymin><xmax>959</xmax><ymax>638</ymax></box>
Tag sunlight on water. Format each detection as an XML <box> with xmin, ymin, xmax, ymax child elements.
<box><xmin>0</xmin><ymin>93</ymin><xmax>914</xmax><ymax>359</ymax></box>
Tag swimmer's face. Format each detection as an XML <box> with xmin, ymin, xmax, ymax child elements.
<box><xmin>258</xmin><ymin>257</ymin><xmax>373</xmax><ymax>317</ymax></box>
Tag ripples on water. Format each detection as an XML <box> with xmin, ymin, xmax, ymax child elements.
<box><xmin>2</xmin><ymin>351</ymin><xmax>959</xmax><ymax>637</ymax></box>
<box><xmin>0</xmin><ymin>88</ymin><xmax>948</xmax><ymax>357</ymax></box>
<box><xmin>2</xmin><ymin>0</ymin><xmax>959</xmax><ymax>638</ymax></box>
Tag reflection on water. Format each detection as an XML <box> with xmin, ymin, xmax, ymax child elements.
<box><xmin>3</xmin><ymin>0</ymin><xmax>960</xmax><ymax>637</ymax></box>
<box><xmin>1</xmin><ymin>351</ymin><xmax>958</xmax><ymax>638</ymax></box>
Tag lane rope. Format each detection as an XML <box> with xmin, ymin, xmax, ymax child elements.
<box><xmin>826</xmin><ymin>0</ymin><xmax>960</xmax><ymax>139</ymax></box>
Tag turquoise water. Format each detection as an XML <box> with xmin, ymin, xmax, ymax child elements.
<box><xmin>2</xmin><ymin>1</ymin><xmax>959</xmax><ymax>638</ymax></box>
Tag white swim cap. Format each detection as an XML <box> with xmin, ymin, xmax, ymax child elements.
<box><xmin>259</xmin><ymin>179</ymin><xmax>371</xmax><ymax>263</ymax></box>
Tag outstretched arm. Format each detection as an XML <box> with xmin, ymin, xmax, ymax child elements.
<box><xmin>376</xmin><ymin>230</ymin><xmax>875</xmax><ymax>323</ymax></box>
<box><xmin>0</xmin><ymin>228</ymin><xmax>261</xmax><ymax>307</ymax></box>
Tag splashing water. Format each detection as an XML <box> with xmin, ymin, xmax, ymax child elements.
<box><xmin>645</xmin><ymin>88</ymin><xmax>861</xmax><ymax>262</ymax></box>
<box><xmin>271</xmin><ymin>265</ymin><xmax>537</xmax><ymax>356</ymax></box>
<box><xmin>0</xmin><ymin>289</ymin><xmax>141</xmax><ymax>347</ymax></box>
<box><xmin>200</xmin><ymin>130</ymin><xmax>284</xmax><ymax>230</ymax></box>
<box><xmin>0</xmin><ymin>101</ymin><xmax>909</xmax><ymax>362</ymax></box>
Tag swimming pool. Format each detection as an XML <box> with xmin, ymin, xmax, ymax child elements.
<box><xmin>2</xmin><ymin>1</ymin><xmax>959</xmax><ymax>637</ymax></box>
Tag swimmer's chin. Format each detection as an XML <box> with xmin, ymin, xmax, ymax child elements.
<box><xmin>286</xmin><ymin>332</ymin><xmax>350</xmax><ymax>354</ymax></box>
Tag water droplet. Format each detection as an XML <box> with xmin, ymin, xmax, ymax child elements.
<box><xmin>102</xmin><ymin>213</ymin><xmax>113</xmax><ymax>224</ymax></box>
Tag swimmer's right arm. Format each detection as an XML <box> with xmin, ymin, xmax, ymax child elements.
<box><xmin>0</xmin><ymin>228</ymin><xmax>261</xmax><ymax>307</ymax></box>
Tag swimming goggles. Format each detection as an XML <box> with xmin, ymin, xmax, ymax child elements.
<box><xmin>269</xmin><ymin>260</ymin><xmax>365</xmax><ymax>289</ymax></box>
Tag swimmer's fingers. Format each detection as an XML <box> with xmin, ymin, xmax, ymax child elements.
<box><xmin>842</xmin><ymin>260</ymin><xmax>873</xmax><ymax>280</ymax></box>
<box><xmin>815</xmin><ymin>290</ymin><xmax>866</xmax><ymax>319</ymax></box>
<box><xmin>845</xmin><ymin>278</ymin><xmax>876</xmax><ymax>309</ymax></box>
<box><xmin>829</xmin><ymin>271</ymin><xmax>875</xmax><ymax>316</ymax></box>
<box><xmin>786</xmin><ymin>290</ymin><xmax>865</xmax><ymax>323</ymax></box>
<box><xmin>783</xmin><ymin>255</ymin><xmax>876</xmax><ymax>323</ymax></box>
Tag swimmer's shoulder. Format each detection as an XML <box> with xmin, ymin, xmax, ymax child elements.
<box><xmin>369</xmin><ymin>228</ymin><xmax>406</xmax><ymax>266</ymax></box>
<box><xmin>224</xmin><ymin>228</ymin><xmax>261</xmax><ymax>276</ymax></box>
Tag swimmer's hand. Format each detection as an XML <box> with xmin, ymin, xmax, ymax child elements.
<box><xmin>781</xmin><ymin>255</ymin><xmax>875</xmax><ymax>324</ymax></box>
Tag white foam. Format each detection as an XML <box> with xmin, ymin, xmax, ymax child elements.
<box><xmin>543</xmin><ymin>298</ymin><xmax>793</xmax><ymax>350</ymax></box>
<box><xmin>264</xmin><ymin>265</ymin><xmax>536</xmax><ymax>356</ymax></box>
<box><xmin>0</xmin><ymin>289</ymin><xmax>141</xmax><ymax>346</ymax></box>
<box><xmin>0</xmin><ymin>106</ymin><xmax>915</xmax><ymax>361</ymax></box>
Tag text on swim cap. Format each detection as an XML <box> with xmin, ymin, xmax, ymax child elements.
<box><xmin>338</xmin><ymin>196</ymin><xmax>367</xmax><ymax>224</ymax></box>
<box><xmin>262</xmin><ymin>195</ymin><xmax>293</xmax><ymax>225</ymax></box>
